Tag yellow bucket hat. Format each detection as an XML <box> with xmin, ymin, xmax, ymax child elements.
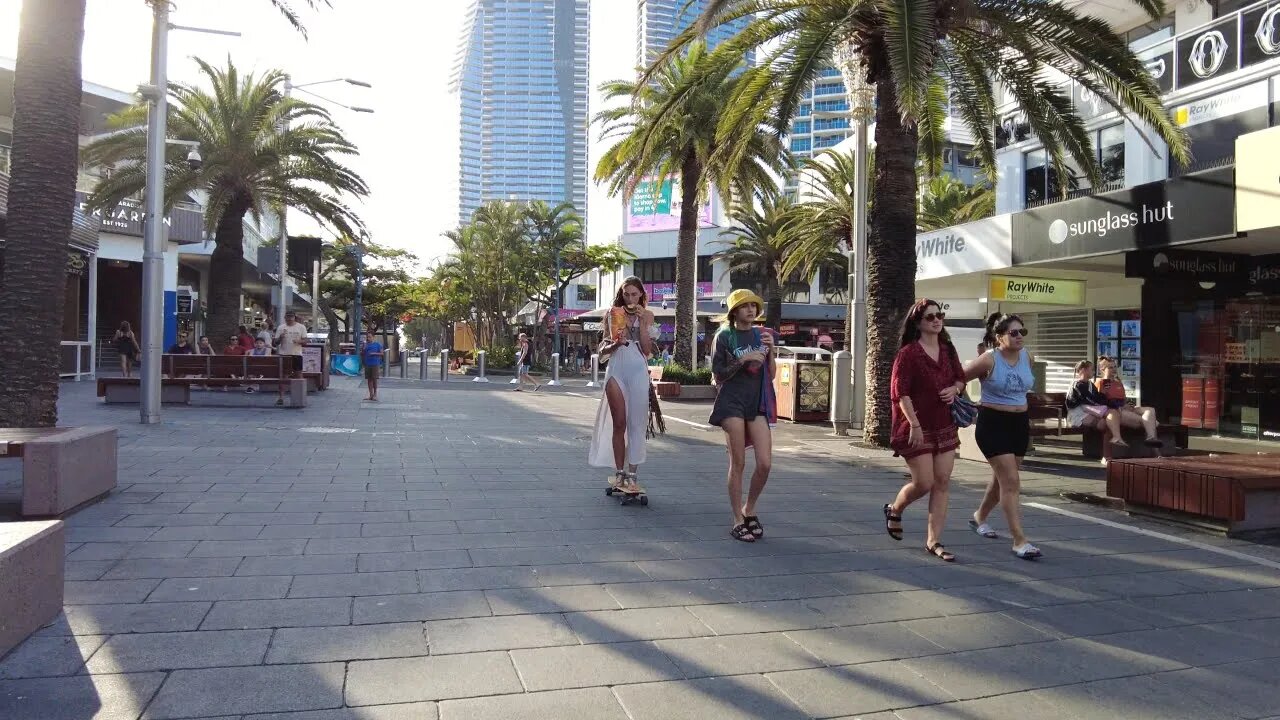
<box><xmin>723</xmin><ymin>288</ymin><xmax>766</xmax><ymax>319</ymax></box>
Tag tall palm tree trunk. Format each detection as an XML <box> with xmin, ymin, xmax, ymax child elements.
<box><xmin>207</xmin><ymin>198</ymin><xmax>251</xmax><ymax>343</ymax></box>
<box><xmin>864</xmin><ymin>79</ymin><xmax>919</xmax><ymax>446</ymax></box>
<box><xmin>0</xmin><ymin>0</ymin><xmax>87</xmax><ymax>427</ymax></box>
<box><xmin>673</xmin><ymin>156</ymin><xmax>702</xmax><ymax>368</ymax></box>
<box><xmin>764</xmin><ymin>272</ymin><xmax>782</xmax><ymax>330</ymax></box>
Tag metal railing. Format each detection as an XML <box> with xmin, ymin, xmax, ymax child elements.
<box><xmin>60</xmin><ymin>341</ymin><xmax>95</xmax><ymax>381</ymax></box>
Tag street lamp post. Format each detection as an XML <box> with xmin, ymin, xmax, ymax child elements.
<box><xmin>835</xmin><ymin>42</ymin><xmax>874</xmax><ymax>433</ymax></box>
<box><xmin>348</xmin><ymin>244</ymin><xmax>365</xmax><ymax>349</ymax></box>
<box><xmin>550</xmin><ymin>244</ymin><xmax>562</xmax><ymax>382</ymax></box>
<box><xmin>276</xmin><ymin>76</ymin><xmax>372</xmax><ymax>329</ymax></box>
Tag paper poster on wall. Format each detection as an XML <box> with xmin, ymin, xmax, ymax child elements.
<box><xmin>1121</xmin><ymin>339</ymin><xmax>1140</xmax><ymax>358</ymax></box>
<box><xmin>1121</xmin><ymin>320</ymin><xmax>1141</xmax><ymax>338</ymax></box>
<box><xmin>1097</xmin><ymin>340</ymin><xmax>1118</xmax><ymax>358</ymax></box>
<box><xmin>1121</xmin><ymin>359</ymin><xmax>1140</xmax><ymax>378</ymax></box>
<box><xmin>1096</xmin><ymin>321</ymin><xmax>1118</xmax><ymax>339</ymax></box>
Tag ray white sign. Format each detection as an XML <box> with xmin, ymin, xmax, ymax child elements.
<box><xmin>915</xmin><ymin>214</ymin><xmax>1013</xmax><ymax>280</ymax></box>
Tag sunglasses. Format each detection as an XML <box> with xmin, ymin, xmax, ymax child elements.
<box><xmin>1004</xmin><ymin>328</ymin><xmax>1029</xmax><ymax>337</ymax></box>
<box><xmin>922</xmin><ymin>312</ymin><xmax>946</xmax><ymax>322</ymax></box>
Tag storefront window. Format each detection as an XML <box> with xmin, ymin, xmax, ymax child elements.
<box><xmin>1099</xmin><ymin>124</ymin><xmax>1125</xmax><ymax>187</ymax></box>
<box><xmin>1172</xmin><ymin>296</ymin><xmax>1280</xmax><ymax>440</ymax></box>
<box><xmin>1024</xmin><ymin>149</ymin><xmax>1062</xmax><ymax>206</ymax></box>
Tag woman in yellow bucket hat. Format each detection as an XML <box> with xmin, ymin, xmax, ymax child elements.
<box><xmin>709</xmin><ymin>289</ymin><xmax>778</xmax><ymax>542</ymax></box>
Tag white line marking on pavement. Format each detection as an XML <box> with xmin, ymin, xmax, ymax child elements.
<box><xmin>664</xmin><ymin>415</ymin><xmax>714</xmax><ymax>431</ymax></box>
<box><xmin>1025</xmin><ymin>502</ymin><xmax>1280</xmax><ymax>571</ymax></box>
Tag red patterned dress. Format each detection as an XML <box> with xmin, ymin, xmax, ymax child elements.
<box><xmin>889</xmin><ymin>341</ymin><xmax>964</xmax><ymax>458</ymax></box>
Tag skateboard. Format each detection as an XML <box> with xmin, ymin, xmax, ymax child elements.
<box><xmin>605</xmin><ymin>474</ymin><xmax>648</xmax><ymax>506</ymax></box>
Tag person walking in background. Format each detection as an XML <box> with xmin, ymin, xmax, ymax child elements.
<box><xmin>513</xmin><ymin>332</ymin><xmax>539</xmax><ymax>391</ymax></box>
<box><xmin>589</xmin><ymin>277</ymin><xmax>659</xmax><ymax>493</ymax></box>
<box><xmin>964</xmin><ymin>313</ymin><xmax>1041</xmax><ymax>559</ymax></box>
<box><xmin>361</xmin><ymin>330</ymin><xmax>384</xmax><ymax>402</ymax></box>
<box><xmin>883</xmin><ymin>300</ymin><xmax>966</xmax><ymax>562</ymax></box>
<box><xmin>709</xmin><ymin>289</ymin><xmax>777</xmax><ymax>543</ymax></box>
<box><xmin>1096</xmin><ymin>356</ymin><xmax>1163</xmax><ymax>448</ymax></box>
<box><xmin>113</xmin><ymin>321</ymin><xmax>140</xmax><ymax>377</ymax></box>
<box><xmin>195</xmin><ymin>335</ymin><xmax>217</xmax><ymax>355</ymax></box>
<box><xmin>273</xmin><ymin>312</ymin><xmax>308</xmax><ymax>406</ymax></box>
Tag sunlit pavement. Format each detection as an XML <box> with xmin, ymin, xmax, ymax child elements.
<box><xmin>2</xmin><ymin>376</ymin><xmax>1279</xmax><ymax>719</ymax></box>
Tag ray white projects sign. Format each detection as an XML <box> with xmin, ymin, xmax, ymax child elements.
<box><xmin>915</xmin><ymin>214</ymin><xmax>1013</xmax><ymax>280</ymax></box>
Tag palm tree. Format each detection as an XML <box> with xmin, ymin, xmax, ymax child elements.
<box><xmin>595</xmin><ymin>41</ymin><xmax>788</xmax><ymax>367</ymax></box>
<box><xmin>918</xmin><ymin>175</ymin><xmax>995</xmax><ymax>231</ymax></box>
<box><xmin>0</xmin><ymin>0</ymin><xmax>87</xmax><ymax>427</ymax></box>
<box><xmin>84</xmin><ymin>58</ymin><xmax>367</xmax><ymax>343</ymax></box>
<box><xmin>523</xmin><ymin>200</ymin><xmax>583</xmax><ymax>310</ymax></box>
<box><xmin>658</xmin><ymin>0</ymin><xmax>1189</xmax><ymax>445</ymax></box>
<box><xmin>713</xmin><ymin>194</ymin><xmax>802</xmax><ymax>330</ymax></box>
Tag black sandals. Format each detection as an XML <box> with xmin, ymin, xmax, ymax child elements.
<box><xmin>730</xmin><ymin>523</ymin><xmax>756</xmax><ymax>542</ymax></box>
<box><xmin>743</xmin><ymin>515</ymin><xmax>764</xmax><ymax>539</ymax></box>
<box><xmin>926</xmin><ymin>542</ymin><xmax>955</xmax><ymax>562</ymax></box>
<box><xmin>883</xmin><ymin>503</ymin><xmax>903</xmax><ymax>541</ymax></box>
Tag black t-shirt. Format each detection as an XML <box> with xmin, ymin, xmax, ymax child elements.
<box><xmin>168</xmin><ymin>343</ymin><xmax>194</xmax><ymax>355</ymax></box>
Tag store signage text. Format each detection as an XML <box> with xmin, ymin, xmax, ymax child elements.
<box><xmin>74</xmin><ymin>192</ymin><xmax>205</xmax><ymax>244</ymax></box>
<box><xmin>1047</xmin><ymin>202</ymin><xmax>1173</xmax><ymax>244</ymax></box>
<box><xmin>916</xmin><ymin>233</ymin><xmax>965</xmax><ymax>258</ymax></box>
<box><xmin>915</xmin><ymin>215</ymin><xmax>1013</xmax><ymax>280</ymax></box>
<box><xmin>1174</xmin><ymin>81</ymin><xmax>1269</xmax><ymax>127</ymax></box>
<box><xmin>988</xmin><ymin>275</ymin><xmax>1085</xmax><ymax>305</ymax></box>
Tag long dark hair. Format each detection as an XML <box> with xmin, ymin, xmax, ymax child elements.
<box><xmin>899</xmin><ymin>299</ymin><xmax>953</xmax><ymax>348</ymax></box>
<box><xmin>611</xmin><ymin>276</ymin><xmax>647</xmax><ymax>308</ymax></box>
<box><xmin>985</xmin><ymin>313</ymin><xmax>1025</xmax><ymax>348</ymax></box>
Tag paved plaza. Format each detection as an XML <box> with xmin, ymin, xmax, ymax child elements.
<box><xmin>2</xmin><ymin>374</ymin><xmax>1280</xmax><ymax>719</ymax></box>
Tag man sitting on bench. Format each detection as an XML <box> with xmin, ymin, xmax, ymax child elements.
<box><xmin>1095</xmin><ymin>356</ymin><xmax>1163</xmax><ymax>448</ymax></box>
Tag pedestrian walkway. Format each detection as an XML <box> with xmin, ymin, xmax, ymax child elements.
<box><xmin>2</xmin><ymin>378</ymin><xmax>1279</xmax><ymax>719</ymax></box>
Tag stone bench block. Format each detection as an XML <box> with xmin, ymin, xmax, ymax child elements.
<box><xmin>22</xmin><ymin>426</ymin><xmax>118</xmax><ymax>517</ymax></box>
<box><xmin>103</xmin><ymin>382</ymin><xmax>191</xmax><ymax>404</ymax></box>
<box><xmin>0</xmin><ymin>521</ymin><xmax>65</xmax><ymax>658</ymax></box>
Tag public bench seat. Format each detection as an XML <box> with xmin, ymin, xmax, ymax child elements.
<box><xmin>1107</xmin><ymin>454</ymin><xmax>1280</xmax><ymax>534</ymax></box>
<box><xmin>0</xmin><ymin>426</ymin><xmax>117</xmax><ymax>516</ymax></box>
<box><xmin>96</xmin><ymin>355</ymin><xmax>307</xmax><ymax>407</ymax></box>
<box><xmin>0</xmin><ymin>520</ymin><xmax>65</xmax><ymax>658</ymax></box>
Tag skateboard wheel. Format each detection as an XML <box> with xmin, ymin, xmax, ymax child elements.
<box><xmin>605</xmin><ymin>488</ymin><xmax>613</xmax><ymax>496</ymax></box>
<box><xmin>639</xmin><ymin>495</ymin><xmax>648</xmax><ymax>506</ymax></box>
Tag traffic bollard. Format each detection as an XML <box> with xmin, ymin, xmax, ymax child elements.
<box><xmin>419</xmin><ymin>350</ymin><xmax>428</xmax><ymax>380</ymax></box>
<box><xmin>829</xmin><ymin>350</ymin><xmax>852</xmax><ymax>436</ymax></box>
<box><xmin>587</xmin><ymin>354</ymin><xmax>600</xmax><ymax>388</ymax></box>
<box><xmin>399</xmin><ymin>351</ymin><xmax>407</xmax><ymax>378</ymax></box>
<box><xmin>473</xmin><ymin>350</ymin><xmax>490</xmax><ymax>383</ymax></box>
<box><xmin>439</xmin><ymin>349</ymin><xmax>449</xmax><ymax>382</ymax></box>
<box><xmin>548</xmin><ymin>352</ymin><xmax>562</xmax><ymax>386</ymax></box>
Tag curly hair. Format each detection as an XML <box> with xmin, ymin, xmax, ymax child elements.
<box><xmin>898</xmin><ymin>299</ymin><xmax>953</xmax><ymax>348</ymax></box>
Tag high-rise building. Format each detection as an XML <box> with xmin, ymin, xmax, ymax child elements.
<box><xmin>636</xmin><ymin>0</ymin><xmax>753</xmax><ymax>66</ymax></box>
<box><xmin>453</xmin><ymin>0</ymin><xmax>590</xmax><ymax>226</ymax></box>
<box><xmin>785</xmin><ymin>67</ymin><xmax>853</xmax><ymax>194</ymax></box>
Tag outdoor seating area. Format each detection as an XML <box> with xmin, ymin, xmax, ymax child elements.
<box><xmin>1107</xmin><ymin>454</ymin><xmax>1280</xmax><ymax>535</ymax></box>
<box><xmin>96</xmin><ymin>355</ymin><xmax>310</xmax><ymax>408</ymax></box>
<box><xmin>0</xmin><ymin>521</ymin><xmax>64</xmax><ymax>658</ymax></box>
<box><xmin>0</xmin><ymin>426</ymin><xmax>117</xmax><ymax>517</ymax></box>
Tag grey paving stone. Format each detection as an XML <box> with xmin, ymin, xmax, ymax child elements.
<box><xmin>565</xmin><ymin>607</ymin><xmax>714</xmax><ymax>644</ymax></box>
<box><xmin>426</xmin><ymin>613</ymin><xmax>577</xmax><ymax>654</ymax></box>
<box><xmin>439</xmin><ymin>688</ymin><xmax>628</xmax><ymax>720</ymax></box>
<box><xmin>201</xmin><ymin>598</ymin><xmax>352</xmax><ymax>630</ymax></box>
<box><xmin>1032</xmin><ymin>674</ymin><xmax>1229</xmax><ymax>720</ymax></box>
<box><xmin>64</xmin><ymin>560</ymin><xmax>118</xmax><ymax>581</ymax></box>
<box><xmin>603</xmin><ymin>579</ymin><xmax>727</xmax><ymax>609</ymax></box>
<box><xmin>104</xmin><ymin>557</ymin><xmax>245</xmax><ymax>580</ymax></box>
<box><xmin>0</xmin><ymin>635</ymin><xmax>106</xmax><ymax>679</ymax></box>
<box><xmin>66</xmin><ymin>527</ymin><xmax>159</xmax><ymax>543</ymax></box>
<box><xmin>287</xmin><ymin>571</ymin><xmax>419</xmax><ymax>598</ymax></box>
<box><xmin>317</xmin><ymin>511</ymin><xmax>408</xmax><ymax>524</ymax></box>
<box><xmin>785</xmin><ymin>622</ymin><xmax>948</xmax><ymax>666</ymax></box>
<box><xmin>115</xmin><ymin>513</ymin><xmax>225</xmax><ymax>527</ymax></box>
<box><xmin>1003</xmin><ymin>600</ymin><xmax>1162</xmax><ymax>638</ymax></box>
<box><xmin>468</xmin><ymin>546</ymin><xmax>580</xmax><ymax>567</ymax></box>
<box><xmin>361</xmin><ymin>521</ymin><xmax>459</xmax><ymax>537</ymax></box>
<box><xmin>86</xmin><ymin>630</ymin><xmax>272</xmax><ymax>673</ymax></box>
<box><xmin>189</xmin><ymin>539</ymin><xmax>308</xmax><ymax>557</ymax></box>
<box><xmin>414</xmin><ymin>566</ymin><xmax>540</xmax><ymax>592</ymax></box>
<box><xmin>612</xmin><ymin>674</ymin><xmax>809</xmax><ymax>720</ymax></box>
<box><xmin>0</xmin><ymin>671</ymin><xmax>165</xmax><ymax>720</ymax></box>
<box><xmin>218</xmin><ymin>512</ymin><xmax>319</xmax><ymax>525</ymax></box>
<box><xmin>901</xmin><ymin>611</ymin><xmax>1057</xmax><ymax>652</ymax></box>
<box><xmin>53</xmin><ymin>602</ymin><xmax>212</xmax><ymax>635</ymax></box>
<box><xmin>64</xmin><ymin>579</ymin><xmax>162</xmax><ymax>604</ymax></box>
<box><xmin>258</xmin><ymin>523</ymin><xmax>362</xmax><ymax>539</ymax></box>
<box><xmin>235</xmin><ymin>554</ymin><xmax>357</xmax><ymax>576</ymax></box>
<box><xmin>358</xmin><ymin>550</ymin><xmax>474</xmax><ymax>573</ymax></box>
<box><xmin>305</xmin><ymin>536</ymin><xmax>415</xmax><ymax>555</ymax></box>
<box><xmin>484</xmin><ymin>585</ymin><xmax>620</xmax><ymax>615</ymax></box>
<box><xmin>150</xmin><ymin>525</ymin><xmax>268</xmax><ymax>541</ymax></box>
<box><xmin>1088</xmin><ymin>623</ymin><xmax>1280</xmax><ymax>666</ymax></box>
<box><xmin>766</xmin><ymin>661</ymin><xmax>958</xmax><ymax>718</ymax></box>
<box><xmin>1149</xmin><ymin>659</ymin><xmax>1280</xmax><ymax>720</ymax></box>
<box><xmin>145</xmin><ymin>663</ymin><xmax>345</xmax><ymax>719</ymax></box>
<box><xmin>245</xmin><ymin>703</ymin><xmax>439</xmax><ymax>720</ymax></box>
<box><xmin>353</xmin><ymin>591</ymin><xmax>491</xmax><ymax>624</ymax></box>
<box><xmin>892</xmin><ymin>691</ymin><xmax>1074</xmax><ymax>720</ymax></box>
<box><xmin>655</xmin><ymin>632</ymin><xmax>825</xmax><ymax>678</ymax></box>
<box><xmin>509</xmin><ymin>640</ymin><xmax>684</xmax><ymax>690</ymax></box>
<box><xmin>345</xmin><ymin>653</ymin><xmax>523</xmax><ymax>705</ymax></box>
<box><xmin>267</xmin><ymin>622</ymin><xmax>429</xmax><ymax>663</ymax></box>
<box><xmin>147</xmin><ymin>576</ymin><xmax>294</xmax><ymax>602</ymax></box>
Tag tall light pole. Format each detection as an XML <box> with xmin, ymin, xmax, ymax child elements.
<box><xmin>276</xmin><ymin>77</ymin><xmax>372</xmax><ymax>329</ymax></box>
<box><xmin>552</xmin><ymin>243</ymin><xmax>562</xmax><ymax>368</ymax></box>
<box><xmin>348</xmin><ymin>243</ymin><xmax>365</xmax><ymax>348</ymax></box>
<box><xmin>138</xmin><ymin>3</ymin><xmax>238</xmax><ymax>424</ymax></box>
<box><xmin>835</xmin><ymin>42</ymin><xmax>874</xmax><ymax>432</ymax></box>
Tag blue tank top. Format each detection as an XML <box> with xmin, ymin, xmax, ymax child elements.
<box><xmin>980</xmin><ymin>348</ymin><xmax>1033</xmax><ymax>406</ymax></box>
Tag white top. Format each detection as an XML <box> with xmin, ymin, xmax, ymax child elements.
<box><xmin>276</xmin><ymin>323</ymin><xmax>308</xmax><ymax>356</ymax></box>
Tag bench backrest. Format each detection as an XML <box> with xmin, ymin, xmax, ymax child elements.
<box><xmin>1027</xmin><ymin>392</ymin><xmax>1066</xmax><ymax>408</ymax></box>
<box><xmin>163</xmin><ymin>354</ymin><xmax>287</xmax><ymax>378</ymax></box>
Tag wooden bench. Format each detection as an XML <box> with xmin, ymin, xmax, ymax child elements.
<box><xmin>1083</xmin><ymin>423</ymin><xmax>1188</xmax><ymax>461</ymax></box>
<box><xmin>1027</xmin><ymin>393</ymin><xmax>1074</xmax><ymax>437</ymax></box>
<box><xmin>1107</xmin><ymin>454</ymin><xmax>1280</xmax><ymax>535</ymax></box>
<box><xmin>1</xmin><ymin>427</ymin><xmax>118</xmax><ymax>516</ymax></box>
<box><xmin>0</xmin><ymin>521</ymin><xmax>65</xmax><ymax>657</ymax></box>
<box><xmin>97</xmin><ymin>355</ymin><xmax>307</xmax><ymax>407</ymax></box>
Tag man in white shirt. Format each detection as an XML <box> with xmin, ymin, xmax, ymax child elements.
<box><xmin>273</xmin><ymin>312</ymin><xmax>309</xmax><ymax>405</ymax></box>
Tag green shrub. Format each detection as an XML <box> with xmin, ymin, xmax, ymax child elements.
<box><xmin>482</xmin><ymin>345</ymin><xmax>516</xmax><ymax>369</ymax></box>
<box><xmin>661</xmin><ymin>363</ymin><xmax>712</xmax><ymax>385</ymax></box>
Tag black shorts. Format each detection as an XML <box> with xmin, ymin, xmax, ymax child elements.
<box><xmin>288</xmin><ymin>354</ymin><xmax>303</xmax><ymax>373</ymax></box>
<box><xmin>975</xmin><ymin>407</ymin><xmax>1030</xmax><ymax>459</ymax></box>
<box><xmin>364</xmin><ymin>364</ymin><xmax>379</xmax><ymax>381</ymax></box>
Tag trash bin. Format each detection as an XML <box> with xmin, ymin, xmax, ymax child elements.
<box><xmin>773</xmin><ymin>346</ymin><xmax>833</xmax><ymax>421</ymax></box>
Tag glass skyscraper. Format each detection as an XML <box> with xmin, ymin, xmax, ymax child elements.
<box><xmin>454</xmin><ymin>0</ymin><xmax>590</xmax><ymax>226</ymax></box>
<box><xmin>636</xmin><ymin>0</ymin><xmax>753</xmax><ymax>66</ymax></box>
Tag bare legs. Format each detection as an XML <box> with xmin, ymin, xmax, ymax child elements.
<box><xmin>1118</xmin><ymin>406</ymin><xmax>1159</xmax><ymax>441</ymax></box>
<box><xmin>892</xmin><ymin>451</ymin><xmax>955</xmax><ymax>549</ymax></box>
<box><xmin>721</xmin><ymin>416</ymin><xmax>772</xmax><ymax>533</ymax></box>
<box><xmin>604</xmin><ymin>378</ymin><xmax>636</xmax><ymax>479</ymax></box>
<box><xmin>974</xmin><ymin>454</ymin><xmax>1030</xmax><ymax>550</ymax></box>
<box><xmin>119</xmin><ymin>354</ymin><xmax>132</xmax><ymax>378</ymax></box>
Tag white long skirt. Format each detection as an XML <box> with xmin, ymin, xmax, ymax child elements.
<box><xmin>588</xmin><ymin>342</ymin><xmax>650</xmax><ymax>468</ymax></box>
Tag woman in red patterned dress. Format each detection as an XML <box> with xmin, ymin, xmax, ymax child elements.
<box><xmin>882</xmin><ymin>299</ymin><xmax>967</xmax><ymax>562</ymax></box>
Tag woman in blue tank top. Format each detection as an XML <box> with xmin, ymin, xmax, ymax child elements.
<box><xmin>962</xmin><ymin>313</ymin><xmax>1042</xmax><ymax>559</ymax></box>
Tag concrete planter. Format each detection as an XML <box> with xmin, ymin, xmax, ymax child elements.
<box><xmin>676</xmin><ymin>385</ymin><xmax>717</xmax><ymax>400</ymax></box>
